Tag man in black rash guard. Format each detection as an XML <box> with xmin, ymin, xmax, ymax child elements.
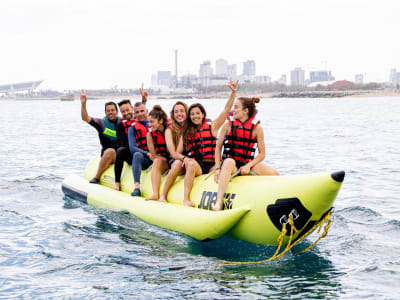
<box><xmin>113</xmin><ymin>99</ymin><xmax>135</xmax><ymax>191</ymax></box>
<box><xmin>112</xmin><ymin>87</ymin><xmax>148</xmax><ymax>191</ymax></box>
<box><xmin>80</xmin><ymin>90</ymin><xmax>120</xmax><ymax>183</ymax></box>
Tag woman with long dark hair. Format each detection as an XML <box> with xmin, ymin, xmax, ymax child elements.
<box><xmin>212</xmin><ymin>97</ymin><xmax>279</xmax><ymax>210</ymax></box>
<box><xmin>175</xmin><ymin>78</ymin><xmax>238</xmax><ymax>207</ymax></box>
<box><xmin>158</xmin><ymin>101</ymin><xmax>188</xmax><ymax>203</ymax></box>
<box><xmin>144</xmin><ymin>105</ymin><xmax>169</xmax><ymax>200</ymax></box>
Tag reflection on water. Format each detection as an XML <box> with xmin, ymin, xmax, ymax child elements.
<box><xmin>1</xmin><ymin>98</ymin><xmax>400</xmax><ymax>298</ymax></box>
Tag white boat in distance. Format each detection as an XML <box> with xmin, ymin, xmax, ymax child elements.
<box><xmin>60</xmin><ymin>91</ymin><xmax>75</xmax><ymax>101</ymax></box>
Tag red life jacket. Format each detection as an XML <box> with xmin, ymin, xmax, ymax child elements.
<box><xmin>150</xmin><ymin>130</ymin><xmax>168</xmax><ymax>157</ymax></box>
<box><xmin>120</xmin><ymin>119</ymin><xmax>135</xmax><ymax>134</ymax></box>
<box><xmin>131</xmin><ymin>121</ymin><xmax>149</xmax><ymax>151</ymax></box>
<box><xmin>222</xmin><ymin>113</ymin><xmax>260</xmax><ymax>164</ymax></box>
<box><xmin>187</xmin><ymin>118</ymin><xmax>216</xmax><ymax>161</ymax></box>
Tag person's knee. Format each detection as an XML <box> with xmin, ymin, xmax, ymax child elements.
<box><xmin>116</xmin><ymin>147</ymin><xmax>126</xmax><ymax>157</ymax></box>
<box><xmin>171</xmin><ymin>160</ymin><xmax>182</xmax><ymax>169</ymax></box>
<box><xmin>133</xmin><ymin>152</ymin><xmax>144</xmax><ymax>162</ymax></box>
<box><xmin>103</xmin><ymin>148</ymin><xmax>116</xmax><ymax>158</ymax></box>
<box><xmin>153</xmin><ymin>158</ymin><xmax>162</xmax><ymax>167</ymax></box>
<box><xmin>222</xmin><ymin>158</ymin><xmax>235</xmax><ymax>169</ymax></box>
<box><xmin>186</xmin><ymin>161</ymin><xmax>197</xmax><ymax>173</ymax></box>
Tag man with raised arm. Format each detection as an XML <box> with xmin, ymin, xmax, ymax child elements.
<box><xmin>80</xmin><ymin>90</ymin><xmax>120</xmax><ymax>183</ymax></box>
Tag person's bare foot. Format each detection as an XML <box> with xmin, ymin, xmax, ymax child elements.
<box><xmin>112</xmin><ymin>182</ymin><xmax>121</xmax><ymax>191</ymax></box>
<box><xmin>145</xmin><ymin>194</ymin><xmax>158</xmax><ymax>201</ymax></box>
<box><xmin>183</xmin><ymin>199</ymin><xmax>195</xmax><ymax>207</ymax></box>
<box><xmin>158</xmin><ymin>196</ymin><xmax>167</xmax><ymax>203</ymax></box>
<box><xmin>212</xmin><ymin>202</ymin><xmax>223</xmax><ymax>211</ymax></box>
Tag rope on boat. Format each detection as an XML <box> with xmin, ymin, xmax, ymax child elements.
<box><xmin>219</xmin><ymin>211</ymin><xmax>333</xmax><ymax>266</ymax></box>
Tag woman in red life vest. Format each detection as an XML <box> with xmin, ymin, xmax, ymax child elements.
<box><xmin>158</xmin><ymin>101</ymin><xmax>188</xmax><ymax>203</ymax></box>
<box><xmin>175</xmin><ymin>78</ymin><xmax>239</xmax><ymax>207</ymax></box>
<box><xmin>145</xmin><ymin>105</ymin><xmax>169</xmax><ymax>201</ymax></box>
<box><xmin>212</xmin><ymin>97</ymin><xmax>279</xmax><ymax>211</ymax></box>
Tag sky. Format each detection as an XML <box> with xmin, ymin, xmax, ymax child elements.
<box><xmin>1</xmin><ymin>0</ymin><xmax>399</xmax><ymax>90</ymax></box>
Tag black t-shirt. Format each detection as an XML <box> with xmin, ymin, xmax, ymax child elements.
<box><xmin>89</xmin><ymin>117</ymin><xmax>119</xmax><ymax>154</ymax></box>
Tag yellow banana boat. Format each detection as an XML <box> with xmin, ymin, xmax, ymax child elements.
<box><xmin>62</xmin><ymin>157</ymin><xmax>345</xmax><ymax>245</ymax></box>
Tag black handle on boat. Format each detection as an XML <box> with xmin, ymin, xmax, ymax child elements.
<box><xmin>145</xmin><ymin>165</ymin><xmax>153</xmax><ymax>174</ymax></box>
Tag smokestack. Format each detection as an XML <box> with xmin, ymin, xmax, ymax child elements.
<box><xmin>175</xmin><ymin>49</ymin><xmax>178</xmax><ymax>78</ymax></box>
<box><xmin>175</xmin><ymin>49</ymin><xmax>178</xmax><ymax>87</ymax></box>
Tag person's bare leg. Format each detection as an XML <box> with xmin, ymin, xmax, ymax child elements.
<box><xmin>213</xmin><ymin>158</ymin><xmax>237</xmax><ymax>211</ymax></box>
<box><xmin>112</xmin><ymin>182</ymin><xmax>121</xmax><ymax>191</ymax></box>
<box><xmin>146</xmin><ymin>158</ymin><xmax>168</xmax><ymax>201</ymax></box>
<box><xmin>94</xmin><ymin>148</ymin><xmax>116</xmax><ymax>180</ymax></box>
<box><xmin>183</xmin><ymin>160</ymin><xmax>202</xmax><ymax>207</ymax></box>
<box><xmin>251</xmin><ymin>163</ymin><xmax>280</xmax><ymax>176</ymax></box>
<box><xmin>158</xmin><ymin>160</ymin><xmax>184</xmax><ymax>202</ymax></box>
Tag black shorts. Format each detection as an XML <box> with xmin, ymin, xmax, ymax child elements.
<box><xmin>100</xmin><ymin>146</ymin><xmax>117</xmax><ymax>156</ymax></box>
<box><xmin>168</xmin><ymin>157</ymin><xmax>175</xmax><ymax>167</ymax></box>
<box><xmin>235</xmin><ymin>160</ymin><xmax>247</xmax><ymax>169</ymax></box>
<box><xmin>200</xmin><ymin>161</ymin><xmax>215</xmax><ymax>174</ymax></box>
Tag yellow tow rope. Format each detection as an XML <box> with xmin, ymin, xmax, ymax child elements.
<box><xmin>219</xmin><ymin>211</ymin><xmax>333</xmax><ymax>266</ymax></box>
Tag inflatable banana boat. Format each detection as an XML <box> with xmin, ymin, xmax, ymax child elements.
<box><xmin>62</xmin><ymin>157</ymin><xmax>345</xmax><ymax>245</ymax></box>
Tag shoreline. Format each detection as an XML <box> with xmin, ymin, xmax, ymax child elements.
<box><xmin>2</xmin><ymin>90</ymin><xmax>399</xmax><ymax>101</ymax></box>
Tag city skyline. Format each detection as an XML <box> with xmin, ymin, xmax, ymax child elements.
<box><xmin>1</xmin><ymin>0</ymin><xmax>399</xmax><ymax>90</ymax></box>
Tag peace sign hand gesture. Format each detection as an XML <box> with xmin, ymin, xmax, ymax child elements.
<box><xmin>227</xmin><ymin>77</ymin><xmax>239</xmax><ymax>92</ymax></box>
<box><xmin>80</xmin><ymin>89</ymin><xmax>88</xmax><ymax>104</ymax></box>
<box><xmin>140</xmin><ymin>84</ymin><xmax>148</xmax><ymax>104</ymax></box>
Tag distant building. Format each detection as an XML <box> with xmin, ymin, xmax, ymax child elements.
<box><xmin>389</xmin><ymin>68</ymin><xmax>400</xmax><ymax>86</ymax></box>
<box><xmin>199</xmin><ymin>61</ymin><xmax>213</xmax><ymax>87</ymax></box>
<box><xmin>215</xmin><ymin>59</ymin><xmax>228</xmax><ymax>77</ymax></box>
<box><xmin>290</xmin><ymin>68</ymin><xmax>305</xmax><ymax>86</ymax></box>
<box><xmin>254</xmin><ymin>76</ymin><xmax>271</xmax><ymax>84</ymax></box>
<box><xmin>157</xmin><ymin>71</ymin><xmax>171</xmax><ymax>87</ymax></box>
<box><xmin>180</xmin><ymin>74</ymin><xmax>197</xmax><ymax>89</ymax></box>
<box><xmin>354</xmin><ymin>74</ymin><xmax>364</xmax><ymax>84</ymax></box>
<box><xmin>227</xmin><ymin>64</ymin><xmax>237</xmax><ymax>78</ymax></box>
<box><xmin>151</xmin><ymin>74</ymin><xmax>158</xmax><ymax>86</ymax></box>
<box><xmin>309</xmin><ymin>70</ymin><xmax>335</xmax><ymax>83</ymax></box>
<box><xmin>0</xmin><ymin>80</ymin><xmax>43</xmax><ymax>95</ymax></box>
<box><xmin>243</xmin><ymin>60</ymin><xmax>256</xmax><ymax>76</ymax></box>
<box><xmin>210</xmin><ymin>77</ymin><xmax>229</xmax><ymax>86</ymax></box>
<box><xmin>331</xmin><ymin>80</ymin><xmax>355</xmax><ymax>88</ymax></box>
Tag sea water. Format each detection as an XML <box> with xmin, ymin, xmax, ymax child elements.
<box><xmin>1</xmin><ymin>97</ymin><xmax>399</xmax><ymax>299</ymax></box>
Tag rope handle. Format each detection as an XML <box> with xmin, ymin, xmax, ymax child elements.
<box><xmin>219</xmin><ymin>210</ymin><xmax>334</xmax><ymax>266</ymax></box>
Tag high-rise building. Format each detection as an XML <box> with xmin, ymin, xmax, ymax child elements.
<box><xmin>290</xmin><ymin>68</ymin><xmax>305</xmax><ymax>86</ymax></box>
<box><xmin>243</xmin><ymin>60</ymin><xmax>256</xmax><ymax>76</ymax></box>
<box><xmin>389</xmin><ymin>68</ymin><xmax>400</xmax><ymax>86</ymax></box>
<box><xmin>215</xmin><ymin>59</ymin><xmax>228</xmax><ymax>77</ymax></box>
<box><xmin>309</xmin><ymin>70</ymin><xmax>335</xmax><ymax>83</ymax></box>
<box><xmin>157</xmin><ymin>71</ymin><xmax>171</xmax><ymax>86</ymax></box>
<box><xmin>199</xmin><ymin>61</ymin><xmax>213</xmax><ymax>78</ymax></box>
<box><xmin>227</xmin><ymin>64</ymin><xmax>237</xmax><ymax>78</ymax></box>
<box><xmin>172</xmin><ymin>49</ymin><xmax>178</xmax><ymax>88</ymax></box>
<box><xmin>355</xmin><ymin>74</ymin><xmax>364</xmax><ymax>84</ymax></box>
<box><xmin>199</xmin><ymin>61</ymin><xmax>213</xmax><ymax>87</ymax></box>
<box><xmin>151</xmin><ymin>74</ymin><xmax>158</xmax><ymax>86</ymax></box>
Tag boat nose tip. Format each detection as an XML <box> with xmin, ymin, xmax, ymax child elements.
<box><xmin>331</xmin><ymin>171</ymin><xmax>345</xmax><ymax>183</ymax></box>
